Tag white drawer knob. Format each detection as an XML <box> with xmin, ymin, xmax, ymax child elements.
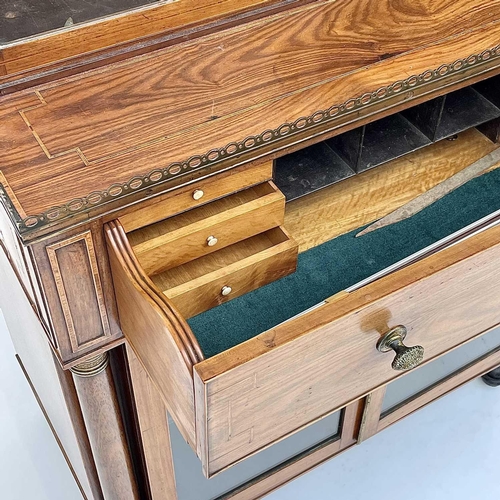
<box><xmin>206</xmin><ymin>235</ymin><xmax>218</xmax><ymax>247</ymax></box>
<box><xmin>221</xmin><ymin>286</ymin><xmax>232</xmax><ymax>296</ymax></box>
<box><xmin>192</xmin><ymin>189</ymin><xmax>204</xmax><ymax>200</ymax></box>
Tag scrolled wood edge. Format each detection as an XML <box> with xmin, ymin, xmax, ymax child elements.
<box><xmin>104</xmin><ymin>219</ymin><xmax>204</xmax><ymax>370</ymax></box>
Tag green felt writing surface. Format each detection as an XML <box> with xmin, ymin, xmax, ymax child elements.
<box><xmin>188</xmin><ymin>168</ymin><xmax>500</xmax><ymax>358</ymax></box>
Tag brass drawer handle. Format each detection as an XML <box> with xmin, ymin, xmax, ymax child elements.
<box><xmin>376</xmin><ymin>325</ymin><xmax>424</xmax><ymax>371</ymax></box>
<box><xmin>193</xmin><ymin>189</ymin><xmax>204</xmax><ymax>200</ymax></box>
<box><xmin>207</xmin><ymin>235</ymin><xmax>218</xmax><ymax>247</ymax></box>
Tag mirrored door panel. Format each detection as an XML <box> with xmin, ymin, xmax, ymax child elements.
<box><xmin>359</xmin><ymin>327</ymin><xmax>500</xmax><ymax>443</ymax></box>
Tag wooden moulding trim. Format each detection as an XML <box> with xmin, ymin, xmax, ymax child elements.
<box><xmin>46</xmin><ymin>231</ymin><xmax>112</xmax><ymax>353</ymax></box>
<box><xmin>104</xmin><ymin>219</ymin><xmax>203</xmax><ymax>368</ymax></box>
<box><xmin>5</xmin><ymin>43</ymin><xmax>500</xmax><ymax>241</ymax></box>
<box><xmin>357</xmin><ymin>387</ymin><xmax>386</xmax><ymax>443</ymax></box>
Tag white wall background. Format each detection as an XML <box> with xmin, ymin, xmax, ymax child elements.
<box><xmin>1</xmin><ymin>308</ymin><xmax>499</xmax><ymax>500</ymax></box>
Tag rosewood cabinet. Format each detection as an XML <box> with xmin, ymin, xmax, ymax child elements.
<box><xmin>2</xmin><ymin>1</ymin><xmax>500</xmax><ymax>499</ymax></box>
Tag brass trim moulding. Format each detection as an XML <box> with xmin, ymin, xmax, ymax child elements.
<box><xmin>70</xmin><ymin>352</ymin><xmax>110</xmax><ymax>378</ymax></box>
<box><xmin>2</xmin><ymin>45</ymin><xmax>500</xmax><ymax>241</ymax></box>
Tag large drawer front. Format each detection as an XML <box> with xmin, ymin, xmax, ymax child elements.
<box><xmin>194</xmin><ymin>224</ymin><xmax>500</xmax><ymax>476</ymax></box>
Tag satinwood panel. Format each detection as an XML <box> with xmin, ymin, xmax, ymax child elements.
<box><xmin>32</xmin><ymin>223</ymin><xmax>123</xmax><ymax>367</ymax></box>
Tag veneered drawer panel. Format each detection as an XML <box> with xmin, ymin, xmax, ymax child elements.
<box><xmin>118</xmin><ymin>162</ymin><xmax>273</xmax><ymax>233</ymax></box>
<box><xmin>153</xmin><ymin>227</ymin><xmax>298</xmax><ymax>318</ymax></box>
<box><xmin>129</xmin><ymin>182</ymin><xmax>285</xmax><ymax>275</ymax></box>
<box><xmin>194</xmin><ymin>223</ymin><xmax>500</xmax><ymax>476</ymax></box>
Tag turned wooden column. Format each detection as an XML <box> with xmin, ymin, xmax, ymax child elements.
<box><xmin>71</xmin><ymin>352</ymin><xmax>140</xmax><ymax>500</ymax></box>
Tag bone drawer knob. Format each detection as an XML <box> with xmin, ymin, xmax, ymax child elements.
<box><xmin>221</xmin><ymin>286</ymin><xmax>232</xmax><ymax>296</ymax></box>
<box><xmin>192</xmin><ymin>189</ymin><xmax>204</xmax><ymax>200</ymax></box>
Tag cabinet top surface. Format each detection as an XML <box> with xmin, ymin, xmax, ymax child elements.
<box><xmin>1</xmin><ymin>0</ymin><xmax>500</xmax><ymax>241</ymax></box>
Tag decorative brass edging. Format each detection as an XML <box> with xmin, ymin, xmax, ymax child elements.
<box><xmin>0</xmin><ymin>183</ymin><xmax>23</xmax><ymax>229</ymax></box>
<box><xmin>70</xmin><ymin>352</ymin><xmax>109</xmax><ymax>378</ymax></box>
<box><xmin>3</xmin><ymin>45</ymin><xmax>500</xmax><ymax>237</ymax></box>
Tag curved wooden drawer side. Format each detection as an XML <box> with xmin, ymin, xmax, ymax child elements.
<box><xmin>106</xmin><ymin>215</ymin><xmax>500</xmax><ymax>478</ymax></box>
<box><xmin>105</xmin><ymin>220</ymin><xmax>203</xmax><ymax>448</ymax></box>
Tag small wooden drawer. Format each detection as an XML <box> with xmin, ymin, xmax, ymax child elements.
<box><xmin>152</xmin><ymin>227</ymin><xmax>297</xmax><ymax>318</ymax></box>
<box><xmin>118</xmin><ymin>162</ymin><xmax>273</xmax><ymax>232</ymax></box>
<box><xmin>128</xmin><ymin>182</ymin><xmax>285</xmax><ymax>276</ymax></box>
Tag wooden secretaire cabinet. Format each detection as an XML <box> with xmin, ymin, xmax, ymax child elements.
<box><xmin>2</xmin><ymin>1</ymin><xmax>500</xmax><ymax>498</ymax></box>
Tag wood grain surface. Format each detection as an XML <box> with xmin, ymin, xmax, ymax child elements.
<box><xmin>19</xmin><ymin>1</ymin><xmax>500</xmax><ymax>162</ymax></box>
<box><xmin>127</xmin><ymin>344</ymin><xmax>178</xmax><ymax>500</ymax></box>
<box><xmin>1</xmin><ymin>0</ymin><xmax>500</xmax><ymax>231</ymax></box>
<box><xmin>119</xmin><ymin>161</ymin><xmax>273</xmax><ymax>232</ymax></box>
<box><xmin>285</xmin><ymin>128</ymin><xmax>498</xmax><ymax>252</ymax></box>
<box><xmin>155</xmin><ymin>227</ymin><xmax>298</xmax><ymax>318</ymax></box>
<box><xmin>0</xmin><ymin>0</ymin><xmax>291</xmax><ymax>77</ymax></box>
<box><xmin>130</xmin><ymin>182</ymin><xmax>285</xmax><ymax>275</ymax></box>
<box><xmin>31</xmin><ymin>222</ymin><xmax>123</xmax><ymax>367</ymax></box>
<box><xmin>0</xmin><ymin>224</ymin><xmax>103</xmax><ymax>499</ymax></box>
<box><xmin>72</xmin><ymin>360</ymin><xmax>140</xmax><ymax>500</ymax></box>
<box><xmin>357</xmin><ymin>387</ymin><xmax>386</xmax><ymax>443</ymax></box>
<box><xmin>194</xmin><ymin>224</ymin><xmax>500</xmax><ymax>475</ymax></box>
<box><xmin>105</xmin><ymin>219</ymin><xmax>200</xmax><ymax>447</ymax></box>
